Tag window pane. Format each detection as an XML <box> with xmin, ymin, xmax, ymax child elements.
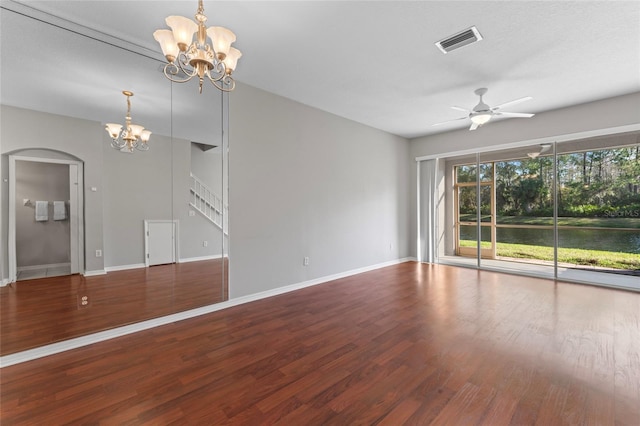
<box><xmin>459</xmin><ymin>224</ymin><xmax>478</xmax><ymax>249</ymax></box>
<box><xmin>458</xmin><ymin>186</ymin><xmax>478</xmax><ymax>222</ymax></box>
<box><xmin>483</xmin><ymin>146</ymin><xmax>554</xmax><ymax>276</ymax></box>
<box><xmin>456</xmin><ymin>164</ymin><xmax>476</xmax><ymax>183</ymax></box>
<box><xmin>495</xmin><ymin>157</ymin><xmax>553</xmax><ymax>223</ymax></box>
<box><xmin>480</xmin><ymin>186</ymin><xmax>492</xmax><ymax>222</ymax></box>
<box><xmin>480</xmin><ymin>225</ymin><xmax>492</xmax><ymax>249</ymax></box>
<box><xmin>557</xmin><ymin>145</ymin><xmax>640</xmax><ymax>276</ymax></box>
<box><xmin>479</xmin><ymin>163</ymin><xmax>493</xmax><ymax>182</ymax></box>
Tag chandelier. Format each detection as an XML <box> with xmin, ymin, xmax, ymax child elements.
<box><xmin>153</xmin><ymin>0</ymin><xmax>242</xmax><ymax>93</ymax></box>
<box><xmin>105</xmin><ymin>91</ymin><xmax>151</xmax><ymax>152</ymax></box>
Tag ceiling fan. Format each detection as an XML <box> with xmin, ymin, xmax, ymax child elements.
<box><xmin>433</xmin><ymin>88</ymin><xmax>535</xmax><ymax>131</ymax></box>
<box><xmin>527</xmin><ymin>143</ymin><xmax>552</xmax><ymax>158</ymax></box>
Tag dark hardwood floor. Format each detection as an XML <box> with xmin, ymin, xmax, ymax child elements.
<box><xmin>1</xmin><ymin>262</ymin><xmax>639</xmax><ymax>424</ymax></box>
<box><xmin>1</xmin><ymin>259</ymin><xmax>227</xmax><ymax>355</ymax></box>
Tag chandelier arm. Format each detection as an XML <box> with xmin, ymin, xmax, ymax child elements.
<box><xmin>135</xmin><ymin>142</ymin><xmax>150</xmax><ymax>152</ymax></box>
<box><xmin>211</xmin><ymin>76</ymin><xmax>235</xmax><ymax>92</ymax></box>
<box><xmin>204</xmin><ymin>61</ymin><xmax>228</xmax><ymax>83</ymax></box>
<box><xmin>162</xmin><ymin>57</ymin><xmax>197</xmax><ymax>84</ymax></box>
<box><xmin>110</xmin><ymin>138</ymin><xmax>127</xmax><ymax>150</ymax></box>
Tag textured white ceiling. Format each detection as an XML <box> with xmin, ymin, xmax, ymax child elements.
<box><xmin>2</xmin><ymin>1</ymin><xmax>639</xmax><ymax>139</ymax></box>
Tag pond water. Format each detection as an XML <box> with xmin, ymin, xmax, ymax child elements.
<box><xmin>459</xmin><ymin>226</ymin><xmax>640</xmax><ymax>254</ymax></box>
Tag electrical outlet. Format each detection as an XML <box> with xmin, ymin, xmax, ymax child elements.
<box><xmin>203</xmin><ymin>241</ymin><xmax>208</xmax><ymax>247</ymax></box>
<box><xmin>95</xmin><ymin>249</ymin><xmax>102</xmax><ymax>257</ymax></box>
<box><xmin>303</xmin><ymin>256</ymin><xmax>309</xmax><ymax>266</ymax></box>
<box><xmin>78</xmin><ymin>295</ymin><xmax>90</xmax><ymax>308</ymax></box>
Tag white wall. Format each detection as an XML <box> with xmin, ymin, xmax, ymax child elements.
<box><xmin>409</xmin><ymin>92</ymin><xmax>640</xmax><ymax>258</ymax></box>
<box><xmin>228</xmin><ymin>83</ymin><xmax>411</xmax><ymax>298</ymax></box>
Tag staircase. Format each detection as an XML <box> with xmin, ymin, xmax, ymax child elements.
<box><xmin>189</xmin><ymin>173</ymin><xmax>227</xmax><ymax>232</ymax></box>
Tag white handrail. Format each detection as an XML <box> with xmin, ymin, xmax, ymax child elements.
<box><xmin>189</xmin><ymin>173</ymin><xmax>227</xmax><ymax>232</ymax></box>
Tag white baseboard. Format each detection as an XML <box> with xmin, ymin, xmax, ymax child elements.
<box><xmin>1</xmin><ymin>278</ymin><xmax>11</xmax><ymax>287</ymax></box>
<box><xmin>17</xmin><ymin>262</ymin><xmax>70</xmax><ymax>272</ymax></box>
<box><xmin>105</xmin><ymin>257</ymin><xmax>228</xmax><ymax>271</ymax></box>
<box><xmin>104</xmin><ymin>257</ymin><xmax>227</xmax><ymax>272</ymax></box>
<box><xmin>83</xmin><ymin>269</ymin><xmax>106</xmax><ymax>277</ymax></box>
<box><xmin>104</xmin><ymin>263</ymin><xmax>146</xmax><ymax>272</ymax></box>
<box><xmin>179</xmin><ymin>254</ymin><xmax>224</xmax><ymax>263</ymax></box>
<box><xmin>229</xmin><ymin>257</ymin><xmax>416</xmax><ymax>302</ymax></box>
<box><xmin>0</xmin><ymin>258</ymin><xmax>414</xmax><ymax>367</ymax></box>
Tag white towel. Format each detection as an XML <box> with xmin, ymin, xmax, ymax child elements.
<box><xmin>53</xmin><ymin>201</ymin><xmax>66</xmax><ymax>221</ymax></box>
<box><xmin>35</xmin><ymin>201</ymin><xmax>48</xmax><ymax>221</ymax></box>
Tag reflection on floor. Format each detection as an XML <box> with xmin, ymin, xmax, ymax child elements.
<box><xmin>16</xmin><ymin>265</ymin><xmax>71</xmax><ymax>281</ymax></box>
<box><xmin>1</xmin><ymin>259</ymin><xmax>228</xmax><ymax>355</ymax></box>
<box><xmin>439</xmin><ymin>255</ymin><xmax>640</xmax><ymax>291</ymax></box>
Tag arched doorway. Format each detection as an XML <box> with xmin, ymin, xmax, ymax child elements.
<box><xmin>8</xmin><ymin>151</ymin><xmax>84</xmax><ymax>282</ymax></box>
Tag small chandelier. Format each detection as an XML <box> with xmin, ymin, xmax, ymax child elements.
<box><xmin>153</xmin><ymin>0</ymin><xmax>242</xmax><ymax>93</ymax></box>
<box><xmin>105</xmin><ymin>91</ymin><xmax>151</xmax><ymax>153</ymax></box>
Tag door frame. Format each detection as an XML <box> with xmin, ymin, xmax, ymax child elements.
<box><xmin>8</xmin><ymin>155</ymin><xmax>85</xmax><ymax>282</ymax></box>
<box><xmin>454</xmin><ymin>167</ymin><xmax>496</xmax><ymax>259</ymax></box>
<box><xmin>144</xmin><ymin>220</ymin><xmax>179</xmax><ymax>267</ymax></box>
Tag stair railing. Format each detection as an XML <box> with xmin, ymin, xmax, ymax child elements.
<box><xmin>189</xmin><ymin>173</ymin><xmax>227</xmax><ymax>232</ymax></box>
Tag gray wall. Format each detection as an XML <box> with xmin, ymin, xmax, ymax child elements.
<box><xmin>100</xmin><ymin>124</ymin><xmax>224</xmax><ymax>267</ymax></box>
<box><xmin>1</xmin><ymin>105</ymin><xmax>105</xmax><ymax>274</ymax></box>
<box><xmin>2</xmin><ymin>105</ymin><xmax>224</xmax><ymax>278</ymax></box>
<box><xmin>101</xmin><ymin>132</ymin><xmax>173</xmax><ymax>267</ymax></box>
<box><xmin>228</xmin><ymin>83</ymin><xmax>412</xmax><ymax>298</ymax></box>
<box><xmin>15</xmin><ymin>161</ymin><xmax>70</xmax><ymax>267</ymax></box>
<box><xmin>191</xmin><ymin>143</ymin><xmax>223</xmax><ymax>193</ymax></box>
<box><xmin>409</xmin><ymin>92</ymin><xmax>640</xmax><ymax>258</ymax></box>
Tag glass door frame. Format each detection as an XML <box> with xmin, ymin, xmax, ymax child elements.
<box><xmin>454</xmin><ymin>162</ymin><xmax>497</xmax><ymax>260</ymax></box>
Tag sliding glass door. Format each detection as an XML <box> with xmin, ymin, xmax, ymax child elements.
<box><xmin>455</xmin><ymin>162</ymin><xmax>495</xmax><ymax>259</ymax></box>
<box><xmin>555</xmin><ymin>142</ymin><xmax>640</xmax><ymax>285</ymax></box>
<box><xmin>435</xmin><ymin>131</ymin><xmax>639</xmax><ymax>290</ymax></box>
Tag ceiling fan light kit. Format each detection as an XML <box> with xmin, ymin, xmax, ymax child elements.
<box><xmin>432</xmin><ymin>87</ymin><xmax>535</xmax><ymax>131</ymax></box>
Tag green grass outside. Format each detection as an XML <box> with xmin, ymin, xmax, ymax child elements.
<box><xmin>458</xmin><ymin>215</ymin><xmax>639</xmax><ymax>228</ymax></box>
<box><xmin>459</xmin><ymin>240</ymin><xmax>640</xmax><ymax>270</ymax></box>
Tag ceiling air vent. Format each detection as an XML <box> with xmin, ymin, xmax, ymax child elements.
<box><xmin>435</xmin><ymin>26</ymin><xmax>483</xmax><ymax>54</ymax></box>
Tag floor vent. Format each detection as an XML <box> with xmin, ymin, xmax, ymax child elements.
<box><xmin>435</xmin><ymin>26</ymin><xmax>483</xmax><ymax>54</ymax></box>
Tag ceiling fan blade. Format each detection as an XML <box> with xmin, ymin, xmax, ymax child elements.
<box><xmin>451</xmin><ymin>106</ymin><xmax>471</xmax><ymax>112</ymax></box>
<box><xmin>492</xmin><ymin>96</ymin><xmax>532</xmax><ymax>111</ymax></box>
<box><xmin>496</xmin><ymin>112</ymin><xmax>535</xmax><ymax>118</ymax></box>
<box><xmin>431</xmin><ymin>116</ymin><xmax>468</xmax><ymax>127</ymax></box>
<box><xmin>469</xmin><ymin>122</ymin><xmax>480</xmax><ymax>131</ymax></box>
